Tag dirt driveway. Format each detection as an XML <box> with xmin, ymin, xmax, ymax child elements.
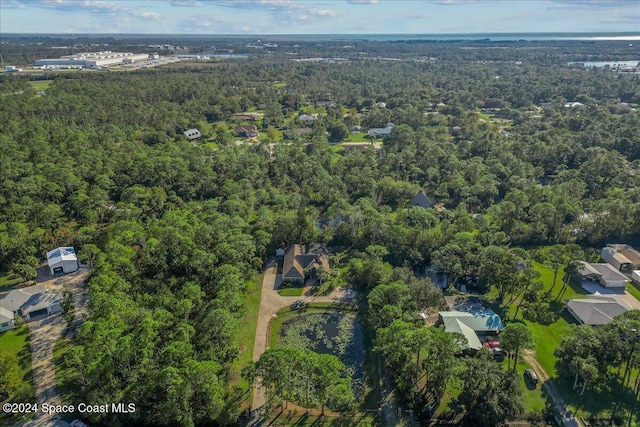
<box><xmin>20</xmin><ymin>267</ymin><xmax>90</xmax><ymax>427</ymax></box>
<box><xmin>523</xmin><ymin>350</ymin><xmax>583</xmax><ymax>427</ymax></box>
<box><xmin>250</xmin><ymin>264</ymin><xmax>355</xmax><ymax>414</ymax></box>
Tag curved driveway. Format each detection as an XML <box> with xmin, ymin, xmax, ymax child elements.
<box><xmin>250</xmin><ymin>262</ymin><xmax>354</xmax><ymax>412</ymax></box>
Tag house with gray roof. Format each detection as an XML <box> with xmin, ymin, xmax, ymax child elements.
<box><xmin>577</xmin><ymin>261</ymin><xmax>629</xmax><ymax>288</ymax></box>
<box><xmin>409</xmin><ymin>189</ymin><xmax>433</xmax><ymax>209</ymax></box>
<box><xmin>368</xmin><ymin>124</ymin><xmax>394</xmax><ymax>138</ymax></box>
<box><xmin>566</xmin><ymin>295</ymin><xmax>633</xmax><ymax>326</ymax></box>
<box><xmin>0</xmin><ymin>284</ymin><xmax>63</xmax><ymax>332</ymax></box>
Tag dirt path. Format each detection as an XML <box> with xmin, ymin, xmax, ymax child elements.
<box><xmin>523</xmin><ymin>350</ymin><xmax>583</xmax><ymax>427</ymax></box>
<box><xmin>250</xmin><ymin>264</ymin><xmax>355</xmax><ymax>417</ymax></box>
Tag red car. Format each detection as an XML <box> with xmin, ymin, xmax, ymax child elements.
<box><xmin>482</xmin><ymin>340</ymin><xmax>500</xmax><ymax>348</ymax></box>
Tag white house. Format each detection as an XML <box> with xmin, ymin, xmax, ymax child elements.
<box><xmin>183</xmin><ymin>128</ymin><xmax>202</xmax><ymax>141</ymax></box>
<box><xmin>299</xmin><ymin>114</ymin><xmax>315</xmax><ymax>125</ymax></box>
<box><xmin>46</xmin><ymin>247</ymin><xmax>78</xmax><ymax>275</ymax></box>
<box><xmin>0</xmin><ymin>284</ymin><xmax>63</xmax><ymax>332</ymax></box>
<box><xmin>368</xmin><ymin>124</ymin><xmax>394</xmax><ymax>138</ymax></box>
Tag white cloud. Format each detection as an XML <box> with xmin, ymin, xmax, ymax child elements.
<box><xmin>346</xmin><ymin>0</ymin><xmax>379</xmax><ymax>4</ymax></box>
<box><xmin>170</xmin><ymin>0</ymin><xmax>203</xmax><ymax>6</ymax></box>
<box><xmin>8</xmin><ymin>0</ymin><xmax>160</xmax><ymax>19</ymax></box>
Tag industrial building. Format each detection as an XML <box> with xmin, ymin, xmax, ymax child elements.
<box><xmin>35</xmin><ymin>51</ymin><xmax>151</xmax><ymax>69</ymax></box>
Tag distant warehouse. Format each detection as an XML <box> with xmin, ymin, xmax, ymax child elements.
<box><xmin>35</xmin><ymin>51</ymin><xmax>152</xmax><ymax>69</ymax></box>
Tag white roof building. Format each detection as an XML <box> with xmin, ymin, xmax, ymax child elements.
<box><xmin>439</xmin><ymin>310</ymin><xmax>504</xmax><ymax>350</ymax></box>
<box><xmin>46</xmin><ymin>247</ymin><xmax>78</xmax><ymax>275</ymax></box>
<box><xmin>183</xmin><ymin>128</ymin><xmax>202</xmax><ymax>140</ymax></box>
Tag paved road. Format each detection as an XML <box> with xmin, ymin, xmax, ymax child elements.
<box><xmin>19</xmin><ymin>268</ymin><xmax>90</xmax><ymax>427</ymax></box>
<box><xmin>250</xmin><ymin>264</ymin><xmax>355</xmax><ymax>415</ymax></box>
<box><xmin>523</xmin><ymin>350</ymin><xmax>583</xmax><ymax>427</ymax></box>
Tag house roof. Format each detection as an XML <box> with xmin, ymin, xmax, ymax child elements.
<box><xmin>445</xmin><ymin>318</ymin><xmax>483</xmax><ymax>350</ymax></box>
<box><xmin>566</xmin><ymin>295</ymin><xmax>632</xmax><ymax>326</ymax></box>
<box><xmin>440</xmin><ymin>310</ymin><xmax>504</xmax><ymax>332</ymax></box>
<box><xmin>183</xmin><ymin>128</ymin><xmax>201</xmax><ymax>140</ymax></box>
<box><xmin>46</xmin><ymin>247</ymin><xmax>77</xmax><ymax>266</ymax></box>
<box><xmin>0</xmin><ymin>306</ymin><xmax>13</xmax><ymax>323</ymax></box>
<box><xmin>299</xmin><ymin>114</ymin><xmax>315</xmax><ymax>121</ymax></box>
<box><xmin>578</xmin><ymin>262</ymin><xmax>629</xmax><ymax>282</ymax></box>
<box><xmin>0</xmin><ymin>284</ymin><xmax>61</xmax><ymax>316</ymax></box>
<box><xmin>368</xmin><ymin>125</ymin><xmax>393</xmax><ymax>136</ymax></box>
<box><xmin>409</xmin><ymin>189</ymin><xmax>433</xmax><ymax>209</ymax></box>
<box><xmin>282</xmin><ymin>243</ymin><xmax>330</xmax><ymax>280</ymax></box>
<box><xmin>235</xmin><ymin>125</ymin><xmax>258</xmax><ymax>135</ymax></box>
<box><xmin>620</xmin><ymin>248</ymin><xmax>640</xmax><ymax>266</ymax></box>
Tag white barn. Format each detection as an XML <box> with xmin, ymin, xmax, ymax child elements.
<box><xmin>47</xmin><ymin>247</ymin><xmax>78</xmax><ymax>275</ymax></box>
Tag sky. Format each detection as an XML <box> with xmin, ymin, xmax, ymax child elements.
<box><xmin>1</xmin><ymin>0</ymin><xmax>639</xmax><ymax>35</ymax></box>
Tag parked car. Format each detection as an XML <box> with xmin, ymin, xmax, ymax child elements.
<box><xmin>491</xmin><ymin>347</ymin><xmax>505</xmax><ymax>362</ymax></box>
<box><xmin>525</xmin><ymin>368</ymin><xmax>538</xmax><ymax>384</ymax></box>
<box><xmin>291</xmin><ymin>300</ymin><xmax>304</xmax><ymax>310</ymax></box>
<box><xmin>483</xmin><ymin>340</ymin><xmax>500</xmax><ymax>348</ymax></box>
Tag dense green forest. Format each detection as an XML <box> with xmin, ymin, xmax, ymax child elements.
<box><xmin>1</xmin><ymin>37</ymin><xmax>639</xmax><ymax>426</ymax></box>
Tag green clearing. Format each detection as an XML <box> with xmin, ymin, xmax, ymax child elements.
<box><xmin>626</xmin><ymin>282</ymin><xmax>640</xmax><ymax>302</ymax></box>
<box><xmin>229</xmin><ymin>273</ymin><xmax>264</xmax><ymax>391</ymax></box>
<box><xmin>345</xmin><ymin>132</ymin><xmax>372</xmax><ymax>143</ymax></box>
<box><xmin>28</xmin><ymin>80</ymin><xmax>51</xmax><ymax>91</ymax></box>
<box><xmin>0</xmin><ymin>326</ymin><xmax>35</xmax><ymax>426</ymax></box>
<box><xmin>277</xmin><ymin>287</ymin><xmax>305</xmax><ymax>296</ymax></box>
<box><xmin>0</xmin><ymin>272</ymin><xmax>22</xmax><ymax>293</ymax></box>
<box><xmin>52</xmin><ymin>336</ymin><xmax>80</xmax><ymax>410</ymax></box>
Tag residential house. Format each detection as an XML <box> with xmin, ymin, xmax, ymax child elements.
<box><xmin>47</xmin><ymin>247</ymin><xmax>78</xmax><ymax>275</ymax></box>
<box><xmin>566</xmin><ymin>295</ymin><xmax>633</xmax><ymax>326</ymax></box>
<box><xmin>409</xmin><ymin>189</ymin><xmax>433</xmax><ymax>209</ymax></box>
<box><xmin>298</xmin><ymin>114</ymin><xmax>315</xmax><ymax>125</ymax></box>
<box><xmin>577</xmin><ymin>261</ymin><xmax>629</xmax><ymax>288</ymax></box>
<box><xmin>282</xmin><ymin>243</ymin><xmax>330</xmax><ymax>284</ymax></box>
<box><xmin>439</xmin><ymin>310</ymin><xmax>504</xmax><ymax>350</ymax></box>
<box><xmin>0</xmin><ymin>284</ymin><xmax>63</xmax><ymax>332</ymax></box>
<box><xmin>603</xmin><ymin>244</ymin><xmax>640</xmax><ymax>271</ymax></box>
<box><xmin>236</xmin><ymin>113</ymin><xmax>259</xmax><ymax>121</ymax></box>
<box><xmin>601</xmin><ymin>247</ymin><xmax>632</xmax><ymax>272</ymax></box>
<box><xmin>368</xmin><ymin>124</ymin><xmax>394</xmax><ymax>138</ymax></box>
<box><xmin>235</xmin><ymin>125</ymin><xmax>259</xmax><ymax>138</ymax></box>
<box><xmin>183</xmin><ymin>128</ymin><xmax>202</xmax><ymax>141</ymax></box>
<box><xmin>316</xmin><ymin>101</ymin><xmax>337</xmax><ymax>109</ymax></box>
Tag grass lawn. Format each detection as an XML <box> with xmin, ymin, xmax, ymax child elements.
<box><xmin>0</xmin><ymin>272</ymin><xmax>22</xmax><ymax>293</ymax></box>
<box><xmin>52</xmin><ymin>336</ymin><xmax>80</xmax><ymax>411</ymax></box>
<box><xmin>345</xmin><ymin>132</ymin><xmax>374</xmax><ymax>143</ymax></box>
<box><xmin>277</xmin><ymin>287</ymin><xmax>305</xmax><ymax>297</ymax></box>
<box><xmin>229</xmin><ymin>273</ymin><xmax>263</xmax><ymax>391</ymax></box>
<box><xmin>0</xmin><ymin>326</ymin><xmax>36</xmax><ymax>426</ymax></box>
<box><xmin>28</xmin><ymin>80</ymin><xmax>51</xmax><ymax>91</ymax></box>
